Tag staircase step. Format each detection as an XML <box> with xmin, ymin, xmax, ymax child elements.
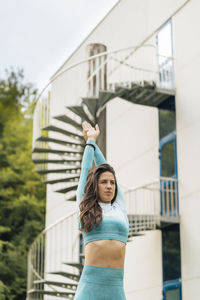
<box><xmin>34</xmin><ymin>279</ymin><xmax>77</xmax><ymax>290</ymax></box>
<box><xmin>29</xmin><ymin>289</ymin><xmax>75</xmax><ymax>298</ymax></box>
<box><xmin>36</xmin><ymin>136</ymin><xmax>83</xmax><ymax>147</ymax></box>
<box><xmin>63</xmin><ymin>262</ymin><xmax>84</xmax><ymax>272</ymax></box>
<box><xmin>112</xmin><ymin>81</ymin><xmax>175</xmax><ymax>110</ymax></box>
<box><xmin>66</xmin><ymin>194</ymin><xmax>76</xmax><ymax>202</ymax></box>
<box><xmin>50</xmin><ymin>271</ymin><xmax>80</xmax><ymax>282</ymax></box>
<box><xmin>67</xmin><ymin>106</ymin><xmax>92</xmax><ymax>124</ymax></box>
<box><xmin>139</xmin><ymin>89</ymin><xmax>159</xmax><ymax>105</ymax></box>
<box><xmin>33</xmin><ymin>147</ymin><xmax>82</xmax><ymax>155</ymax></box>
<box><xmin>44</xmin><ymin>176</ymin><xmax>79</xmax><ymax>185</ymax></box>
<box><xmin>116</xmin><ymin>85</ymin><xmax>146</xmax><ymax>103</ymax></box>
<box><xmin>37</xmin><ymin>167</ymin><xmax>80</xmax><ymax>175</ymax></box>
<box><xmin>123</xmin><ymin>85</ymin><xmax>142</xmax><ymax>101</ymax></box>
<box><xmin>82</xmin><ymin>97</ymin><xmax>98</xmax><ymax>117</ymax></box>
<box><xmin>55</xmin><ymin>184</ymin><xmax>78</xmax><ymax>194</ymax></box>
<box><xmin>33</xmin><ymin>158</ymin><xmax>81</xmax><ymax>164</ymax></box>
<box><xmin>114</xmin><ymin>84</ymin><xmax>132</xmax><ymax>93</ymax></box>
<box><xmin>98</xmin><ymin>91</ymin><xmax>116</xmax><ymax>108</ymax></box>
<box><xmin>54</xmin><ymin>114</ymin><xmax>82</xmax><ymax>131</ymax></box>
<box><xmin>142</xmin><ymin>80</ymin><xmax>156</xmax><ymax>89</ymax></box>
<box><xmin>135</xmin><ymin>88</ymin><xmax>151</xmax><ymax>101</ymax></box>
<box><xmin>43</xmin><ymin>125</ymin><xmax>83</xmax><ymax>140</ymax></box>
<box><xmin>116</xmin><ymin>84</ymin><xmax>133</xmax><ymax>93</ymax></box>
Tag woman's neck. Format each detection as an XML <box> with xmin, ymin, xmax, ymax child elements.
<box><xmin>99</xmin><ymin>201</ymin><xmax>112</xmax><ymax>210</ymax></box>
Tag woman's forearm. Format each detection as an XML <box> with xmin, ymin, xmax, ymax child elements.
<box><xmin>94</xmin><ymin>142</ymin><xmax>107</xmax><ymax>166</ymax></box>
<box><xmin>76</xmin><ymin>139</ymin><xmax>95</xmax><ymax>204</ymax></box>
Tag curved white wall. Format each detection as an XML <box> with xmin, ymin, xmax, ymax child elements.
<box><xmin>125</xmin><ymin>231</ymin><xmax>162</xmax><ymax>300</ymax></box>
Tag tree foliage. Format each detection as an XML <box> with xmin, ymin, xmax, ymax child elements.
<box><xmin>0</xmin><ymin>69</ymin><xmax>46</xmax><ymax>300</ymax></box>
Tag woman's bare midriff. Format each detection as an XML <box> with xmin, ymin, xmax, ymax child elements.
<box><xmin>84</xmin><ymin>239</ymin><xmax>126</xmax><ymax>268</ymax></box>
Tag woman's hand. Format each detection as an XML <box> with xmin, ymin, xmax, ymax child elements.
<box><xmin>82</xmin><ymin>121</ymin><xmax>100</xmax><ymax>142</ymax></box>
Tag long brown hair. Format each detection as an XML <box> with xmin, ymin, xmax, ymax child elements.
<box><xmin>79</xmin><ymin>164</ymin><xmax>118</xmax><ymax>232</ymax></box>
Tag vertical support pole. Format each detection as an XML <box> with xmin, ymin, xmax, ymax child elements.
<box><xmin>87</xmin><ymin>43</ymin><xmax>107</xmax><ymax>97</ymax></box>
<box><xmin>170</xmin><ymin>180</ymin><xmax>173</xmax><ymax>216</ymax></box>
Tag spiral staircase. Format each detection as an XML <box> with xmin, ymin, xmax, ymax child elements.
<box><xmin>27</xmin><ymin>41</ymin><xmax>179</xmax><ymax>299</ymax></box>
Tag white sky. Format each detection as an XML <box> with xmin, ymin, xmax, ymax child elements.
<box><xmin>0</xmin><ymin>0</ymin><xmax>118</xmax><ymax>92</ymax></box>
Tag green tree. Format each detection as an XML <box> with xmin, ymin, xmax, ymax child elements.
<box><xmin>0</xmin><ymin>69</ymin><xmax>46</xmax><ymax>300</ymax></box>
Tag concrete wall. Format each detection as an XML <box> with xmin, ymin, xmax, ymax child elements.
<box><xmin>106</xmin><ymin>98</ymin><xmax>159</xmax><ymax>187</ymax></box>
<box><xmin>125</xmin><ymin>231</ymin><xmax>162</xmax><ymax>300</ymax></box>
<box><xmin>52</xmin><ymin>0</ymin><xmax>187</xmax><ymax>77</ymax></box>
<box><xmin>173</xmin><ymin>0</ymin><xmax>200</xmax><ymax>298</ymax></box>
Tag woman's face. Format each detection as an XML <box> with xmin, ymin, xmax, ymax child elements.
<box><xmin>97</xmin><ymin>171</ymin><xmax>116</xmax><ymax>203</ymax></box>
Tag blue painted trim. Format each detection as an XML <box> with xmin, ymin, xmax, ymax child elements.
<box><xmin>174</xmin><ymin>137</ymin><xmax>179</xmax><ymax>214</ymax></box>
<box><xmin>160</xmin><ymin>179</ymin><xmax>163</xmax><ymax>215</ymax></box>
<box><xmin>159</xmin><ymin>131</ymin><xmax>177</xmax><ymax>179</ymax></box>
<box><xmin>163</xmin><ymin>279</ymin><xmax>182</xmax><ymax>300</ymax></box>
<box><xmin>159</xmin><ymin>130</ymin><xmax>176</xmax><ymax>149</ymax></box>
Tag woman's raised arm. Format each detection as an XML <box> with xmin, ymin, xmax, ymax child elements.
<box><xmin>76</xmin><ymin>122</ymin><xmax>100</xmax><ymax>211</ymax></box>
<box><xmin>81</xmin><ymin>121</ymin><xmax>127</xmax><ymax>213</ymax></box>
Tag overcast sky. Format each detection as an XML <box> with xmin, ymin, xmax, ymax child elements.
<box><xmin>0</xmin><ymin>0</ymin><xmax>118</xmax><ymax>92</ymax></box>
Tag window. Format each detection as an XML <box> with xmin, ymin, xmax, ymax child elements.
<box><xmin>159</xmin><ymin>109</ymin><xmax>175</xmax><ymax>139</ymax></box>
<box><xmin>162</xmin><ymin>225</ymin><xmax>181</xmax><ymax>281</ymax></box>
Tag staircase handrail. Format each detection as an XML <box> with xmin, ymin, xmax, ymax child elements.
<box><xmin>37</xmin><ymin>46</ymin><xmax>176</xmax><ymax>106</ymax></box>
<box><xmin>36</xmin><ymin>43</ymin><xmax>156</xmax><ymax>104</ymax></box>
<box><xmin>28</xmin><ymin>210</ymin><xmax>77</xmax><ymax>253</ymax></box>
<box><xmin>27</xmin><ymin>209</ymin><xmax>79</xmax><ymax>298</ymax></box>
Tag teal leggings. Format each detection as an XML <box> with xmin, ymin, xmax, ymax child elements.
<box><xmin>74</xmin><ymin>264</ymin><xmax>126</xmax><ymax>300</ymax></box>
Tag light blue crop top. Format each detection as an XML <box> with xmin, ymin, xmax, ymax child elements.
<box><xmin>76</xmin><ymin>139</ymin><xmax>129</xmax><ymax>245</ymax></box>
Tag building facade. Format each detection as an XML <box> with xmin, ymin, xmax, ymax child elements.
<box><xmin>27</xmin><ymin>0</ymin><xmax>200</xmax><ymax>299</ymax></box>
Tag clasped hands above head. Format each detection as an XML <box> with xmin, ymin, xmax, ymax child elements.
<box><xmin>82</xmin><ymin>121</ymin><xmax>100</xmax><ymax>142</ymax></box>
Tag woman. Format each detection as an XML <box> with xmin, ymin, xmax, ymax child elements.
<box><xmin>74</xmin><ymin>121</ymin><xmax>129</xmax><ymax>300</ymax></box>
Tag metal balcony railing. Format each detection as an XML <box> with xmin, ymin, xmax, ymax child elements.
<box><xmin>27</xmin><ymin>177</ymin><xmax>179</xmax><ymax>299</ymax></box>
<box><xmin>125</xmin><ymin>177</ymin><xmax>179</xmax><ymax>237</ymax></box>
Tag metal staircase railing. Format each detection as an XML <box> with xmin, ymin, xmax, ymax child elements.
<box><xmin>27</xmin><ymin>211</ymin><xmax>80</xmax><ymax>300</ymax></box>
<box><xmin>26</xmin><ymin>177</ymin><xmax>179</xmax><ymax>299</ymax></box>
<box><xmin>32</xmin><ymin>40</ymin><xmax>175</xmax><ymax>189</ymax></box>
<box><xmin>33</xmin><ymin>42</ymin><xmax>174</xmax><ymax>129</ymax></box>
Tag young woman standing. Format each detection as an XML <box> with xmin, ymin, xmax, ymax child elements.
<box><xmin>74</xmin><ymin>121</ymin><xmax>129</xmax><ymax>300</ymax></box>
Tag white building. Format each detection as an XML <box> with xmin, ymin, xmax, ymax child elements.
<box><xmin>27</xmin><ymin>0</ymin><xmax>200</xmax><ymax>299</ymax></box>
